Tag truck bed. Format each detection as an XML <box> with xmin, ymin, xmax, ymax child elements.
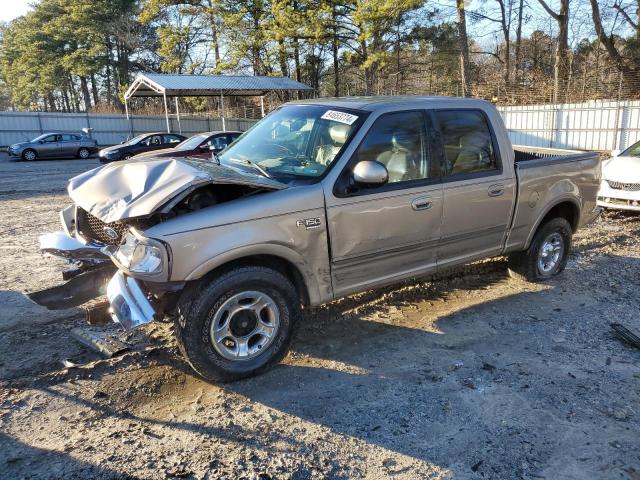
<box><xmin>514</xmin><ymin>145</ymin><xmax>596</xmax><ymax>165</ymax></box>
<box><xmin>504</xmin><ymin>145</ymin><xmax>601</xmax><ymax>253</ymax></box>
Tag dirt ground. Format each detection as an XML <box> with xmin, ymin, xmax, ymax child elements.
<box><xmin>1</xmin><ymin>153</ymin><xmax>639</xmax><ymax>480</ymax></box>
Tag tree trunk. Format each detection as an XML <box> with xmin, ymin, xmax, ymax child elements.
<box><xmin>554</xmin><ymin>0</ymin><xmax>569</xmax><ymax>103</ymax></box>
<box><xmin>332</xmin><ymin>5</ymin><xmax>340</xmax><ymax>96</ymax></box>
<box><xmin>514</xmin><ymin>0</ymin><xmax>524</xmax><ymax>83</ymax></box>
<box><xmin>80</xmin><ymin>76</ymin><xmax>92</xmax><ymax>111</ymax></box>
<box><xmin>206</xmin><ymin>0</ymin><xmax>221</xmax><ymax>68</ymax></box>
<box><xmin>456</xmin><ymin>0</ymin><xmax>472</xmax><ymax>97</ymax></box>
<box><xmin>90</xmin><ymin>73</ymin><xmax>100</xmax><ymax>106</ymax></box>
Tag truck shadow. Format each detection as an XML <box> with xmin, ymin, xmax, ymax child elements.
<box><xmin>0</xmin><ymin>432</ymin><xmax>132</xmax><ymax>480</ymax></box>
<box><xmin>13</xmin><ymin>253</ymin><xmax>639</xmax><ymax>477</ymax></box>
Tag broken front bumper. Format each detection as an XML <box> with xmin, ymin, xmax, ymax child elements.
<box><xmin>29</xmin><ymin>231</ymin><xmax>157</xmax><ymax>330</ymax></box>
<box><xmin>106</xmin><ymin>271</ymin><xmax>157</xmax><ymax>329</ymax></box>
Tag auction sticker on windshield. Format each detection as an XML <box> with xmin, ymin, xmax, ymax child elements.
<box><xmin>321</xmin><ymin>110</ymin><xmax>359</xmax><ymax>125</ymax></box>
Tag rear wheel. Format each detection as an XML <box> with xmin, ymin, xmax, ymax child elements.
<box><xmin>77</xmin><ymin>147</ymin><xmax>90</xmax><ymax>159</ymax></box>
<box><xmin>175</xmin><ymin>266</ymin><xmax>300</xmax><ymax>383</ymax></box>
<box><xmin>508</xmin><ymin>217</ymin><xmax>572</xmax><ymax>282</ymax></box>
<box><xmin>122</xmin><ymin>153</ymin><xmax>132</xmax><ymax>160</ymax></box>
<box><xmin>22</xmin><ymin>149</ymin><xmax>37</xmax><ymax>161</ymax></box>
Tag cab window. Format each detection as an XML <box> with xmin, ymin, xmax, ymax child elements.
<box><xmin>436</xmin><ymin>110</ymin><xmax>498</xmax><ymax>176</ymax></box>
<box><xmin>352</xmin><ymin>111</ymin><xmax>431</xmax><ymax>184</ymax></box>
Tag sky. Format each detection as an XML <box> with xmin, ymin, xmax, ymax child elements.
<box><xmin>0</xmin><ymin>0</ymin><xmax>32</xmax><ymax>24</ymax></box>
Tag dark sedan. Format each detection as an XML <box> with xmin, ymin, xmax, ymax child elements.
<box><xmin>98</xmin><ymin>132</ymin><xmax>186</xmax><ymax>163</ymax></box>
<box><xmin>132</xmin><ymin>131</ymin><xmax>242</xmax><ymax>161</ymax></box>
<box><xmin>8</xmin><ymin>133</ymin><xmax>98</xmax><ymax>161</ymax></box>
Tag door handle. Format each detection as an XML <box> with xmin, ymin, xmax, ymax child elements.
<box><xmin>488</xmin><ymin>184</ymin><xmax>504</xmax><ymax>197</ymax></box>
<box><xmin>411</xmin><ymin>196</ymin><xmax>432</xmax><ymax>211</ymax></box>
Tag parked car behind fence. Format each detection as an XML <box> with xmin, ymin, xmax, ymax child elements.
<box><xmin>8</xmin><ymin>133</ymin><xmax>98</xmax><ymax>160</ymax></box>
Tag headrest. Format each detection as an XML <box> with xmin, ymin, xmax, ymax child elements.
<box><xmin>329</xmin><ymin>123</ymin><xmax>350</xmax><ymax>145</ymax></box>
<box><xmin>392</xmin><ymin>132</ymin><xmax>418</xmax><ymax>151</ymax></box>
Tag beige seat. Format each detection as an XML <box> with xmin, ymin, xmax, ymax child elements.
<box><xmin>450</xmin><ymin>132</ymin><xmax>492</xmax><ymax>174</ymax></box>
<box><xmin>376</xmin><ymin>133</ymin><xmax>420</xmax><ymax>183</ymax></box>
<box><xmin>315</xmin><ymin>123</ymin><xmax>351</xmax><ymax>165</ymax></box>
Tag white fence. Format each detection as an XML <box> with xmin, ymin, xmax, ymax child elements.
<box><xmin>0</xmin><ymin>111</ymin><xmax>258</xmax><ymax>146</ymax></box>
<box><xmin>498</xmin><ymin>99</ymin><xmax>640</xmax><ymax>151</ymax></box>
<box><xmin>2</xmin><ymin>100</ymin><xmax>640</xmax><ymax>151</ymax></box>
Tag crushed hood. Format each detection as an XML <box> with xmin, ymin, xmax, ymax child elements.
<box><xmin>602</xmin><ymin>155</ymin><xmax>640</xmax><ymax>182</ymax></box>
<box><xmin>68</xmin><ymin>157</ymin><xmax>287</xmax><ymax>223</ymax></box>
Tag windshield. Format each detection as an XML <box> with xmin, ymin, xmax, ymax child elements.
<box><xmin>218</xmin><ymin>105</ymin><xmax>364</xmax><ymax>179</ymax></box>
<box><xmin>32</xmin><ymin>134</ymin><xmax>53</xmax><ymax>142</ymax></box>
<box><xmin>621</xmin><ymin>141</ymin><xmax>640</xmax><ymax>157</ymax></box>
<box><xmin>124</xmin><ymin>134</ymin><xmax>148</xmax><ymax>146</ymax></box>
<box><xmin>177</xmin><ymin>134</ymin><xmax>208</xmax><ymax>151</ymax></box>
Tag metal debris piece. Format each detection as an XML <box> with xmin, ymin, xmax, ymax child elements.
<box><xmin>84</xmin><ymin>301</ymin><xmax>112</xmax><ymax>325</ymax></box>
<box><xmin>70</xmin><ymin>327</ymin><xmax>129</xmax><ymax>358</ymax></box>
<box><xmin>61</xmin><ymin>359</ymin><xmax>78</xmax><ymax>368</ymax></box>
<box><xmin>610</xmin><ymin>323</ymin><xmax>640</xmax><ymax>350</ymax></box>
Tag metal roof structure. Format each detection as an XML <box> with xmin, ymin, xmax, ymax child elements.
<box><xmin>124</xmin><ymin>73</ymin><xmax>313</xmax><ymax>134</ymax></box>
<box><xmin>125</xmin><ymin>73</ymin><xmax>313</xmax><ymax>98</ymax></box>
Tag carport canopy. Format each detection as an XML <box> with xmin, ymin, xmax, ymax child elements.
<box><xmin>124</xmin><ymin>73</ymin><xmax>314</xmax><ymax>133</ymax></box>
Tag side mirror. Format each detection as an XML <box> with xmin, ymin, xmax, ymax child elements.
<box><xmin>610</xmin><ymin>149</ymin><xmax>622</xmax><ymax>157</ymax></box>
<box><xmin>352</xmin><ymin>160</ymin><xmax>388</xmax><ymax>186</ymax></box>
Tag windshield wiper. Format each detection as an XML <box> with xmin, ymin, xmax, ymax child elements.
<box><xmin>229</xmin><ymin>158</ymin><xmax>272</xmax><ymax>178</ymax></box>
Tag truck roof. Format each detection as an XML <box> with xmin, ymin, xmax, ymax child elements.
<box><xmin>288</xmin><ymin>95</ymin><xmax>495</xmax><ymax>112</ymax></box>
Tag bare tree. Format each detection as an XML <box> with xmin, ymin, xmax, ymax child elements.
<box><xmin>457</xmin><ymin>0</ymin><xmax>472</xmax><ymax>96</ymax></box>
<box><xmin>537</xmin><ymin>0</ymin><xmax>569</xmax><ymax>102</ymax></box>
<box><xmin>590</xmin><ymin>0</ymin><xmax>638</xmax><ymax>76</ymax></box>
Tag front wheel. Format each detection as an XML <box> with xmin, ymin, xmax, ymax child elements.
<box><xmin>22</xmin><ymin>149</ymin><xmax>37</xmax><ymax>161</ymax></box>
<box><xmin>508</xmin><ymin>217</ymin><xmax>572</xmax><ymax>282</ymax></box>
<box><xmin>175</xmin><ymin>266</ymin><xmax>301</xmax><ymax>383</ymax></box>
<box><xmin>77</xmin><ymin>147</ymin><xmax>90</xmax><ymax>159</ymax></box>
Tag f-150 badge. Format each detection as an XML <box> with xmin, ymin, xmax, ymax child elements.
<box><xmin>296</xmin><ymin>217</ymin><xmax>322</xmax><ymax>229</ymax></box>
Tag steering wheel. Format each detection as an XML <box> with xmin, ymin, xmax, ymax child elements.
<box><xmin>263</xmin><ymin>142</ymin><xmax>294</xmax><ymax>156</ymax></box>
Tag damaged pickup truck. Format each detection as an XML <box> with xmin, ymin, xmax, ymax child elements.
<box><xmin>30</xmin><ymin>97</ymin><xmax>602</xmax><ymax>382</ymax></box>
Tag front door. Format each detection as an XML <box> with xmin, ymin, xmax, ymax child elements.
<box><xmin>434</xmin><ymin>109</ymin><xmax>516</xmax><ymax>269</ymax></box>
<box><xmin>325</xmin><ymin>110</ymin><xmax>443</xmax><ymax>298</ymax></box>
<box><xmin>38</xmin><ymin>134</ymin><xmax>61</xmax><ymax>157</ymax></box>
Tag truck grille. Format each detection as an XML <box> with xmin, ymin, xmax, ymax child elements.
<box><xmin>607</xmin><ymin>180</ymin><xmax>640</xmax><ymax>192</ymax></box>
<box><xmin>77</xmin><ymin>208</ymin><xmax>128</xmax><ymax>245</ymax></box>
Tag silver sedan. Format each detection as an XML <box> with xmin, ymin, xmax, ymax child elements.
<box><xmin>7</xmin><ymin>133</ymin><xmax>99</xmax><ymax>160</ymax></box>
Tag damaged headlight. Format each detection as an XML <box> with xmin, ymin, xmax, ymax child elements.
<box><xmin>114</xmin><ymin>231</ymin><xmax>163</xmax><ymax>274</ymax></box>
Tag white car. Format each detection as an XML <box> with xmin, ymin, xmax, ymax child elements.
<box><xmin>597</xmin><ymin>142</ymin><xmax>640</xmax><ymax>212</ymax></box>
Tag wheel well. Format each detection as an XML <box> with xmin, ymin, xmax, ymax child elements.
<box><xmin>539</xmin><ymin>201</ymin><xmax>579</xmax><ymax>232</ymax></box>
<box><xmin>201</xmin><ymin>255</ymin><xmax>310</xmax><ymax>306</ymax></box>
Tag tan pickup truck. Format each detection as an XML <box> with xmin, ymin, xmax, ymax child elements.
<box><xmin>30</xmin><ymin>97</ymin><xmax>601</xmax><ymax>382</ymax></box>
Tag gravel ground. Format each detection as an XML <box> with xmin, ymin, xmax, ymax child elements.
<box><xmin>0</xmin><ymin>153</ymin><xmax>639</xmax><ymax>480</ymax></box>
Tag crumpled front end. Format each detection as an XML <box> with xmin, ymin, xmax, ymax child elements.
<box><xmin>28</xmin><ymin>205</ymin><xmax>159</xmax><ymax>330</ymax></box>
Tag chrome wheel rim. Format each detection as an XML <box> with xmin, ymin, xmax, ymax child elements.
<box><xmin>79</xmin><ymin>149</ymin><xmax>89</xmax><ymax>158</ymax></box>
<box><xmin>538</xmin><ymin>232</ymin><xmax>564</xmax><ymax>274</ymax></box>
<box><xmin>24</xmin><ymin>151</ymin><xmax>35</xmax><ymax>160</ymax></box>
<box><xmin>210</xmin><ymin>291</ymin><xmax>280</xmax><ymax>361</ymax></box>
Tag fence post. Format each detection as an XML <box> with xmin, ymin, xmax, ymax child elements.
<box><xmin>37</xmin><ymin>112</ymin><xmax>44</xmax><ymax>135</ymax></box>
<box><xmin>617</xmin><ymin>101</ymin><xmax>630</xmax><ymax>151</ymax></box>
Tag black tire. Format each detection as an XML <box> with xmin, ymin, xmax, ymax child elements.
<box><xmin>22</xmin><ymin>149</ymin><xmax>37</xmax><ymax>161</ymax></box>
<box><xmin>508</xmin><ymin>217</ymin><xmax>572</xmax><ymax>282</ymax></box>
<box><xmin>77</xmin><ymin>147</ymin><xmax>90</xmax><ymax>159</ymax></box>
<box><xmin>122</xmin><ymin>153</ymin><xmax>132</xmax><ymax>160</ymax></box>
<box><xmin>175</xmin><ymin>266</ymin><xmax>301</xmax><ymax>383</ymax></box>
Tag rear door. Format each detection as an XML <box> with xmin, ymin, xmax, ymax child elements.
<box><xmin>60</xmin><ymin>134</ymin><xmax>80</xmax><ymax>156</ymax></box>
<box><xmin>434</xmin><ymin>109</ymin><xmax>516</xmax><ymax>269</ymax></box>
<box><xmin>325</xmin><ymin>110</ymin><xmax>443</xmax><ymax>297</ymax></box>
<box><xmin>163</xmin><ymin>134</ymin><xmax>183</xmax><ymax>148</ymax></box>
